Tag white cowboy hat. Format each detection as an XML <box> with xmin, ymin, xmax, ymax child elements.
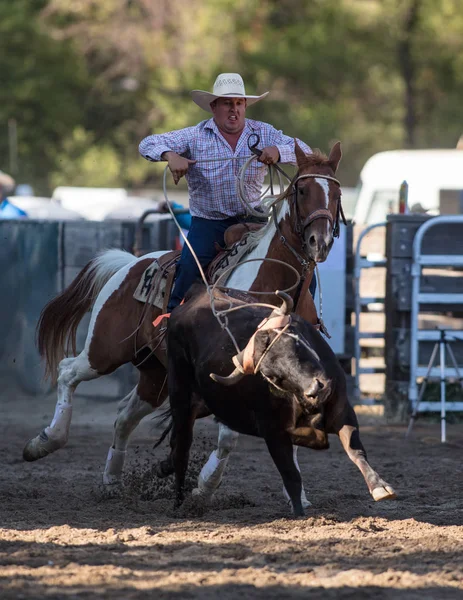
<box><xmin>191</xmin><ymin>73</ymin><xmax>269</xmax><ymax>113</ymax></box>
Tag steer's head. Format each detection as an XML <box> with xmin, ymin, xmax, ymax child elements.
<box><xmin>210</xmin><ymin>293</ymin><xmax>330</xmax><ymax>402</ymax></box>
<box><xmin>256</xmin><ymin>322</ymin><xmax>331</xmax><ymax>403</ymax></box>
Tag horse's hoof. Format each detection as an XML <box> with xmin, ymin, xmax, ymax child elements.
<box><xmin>372</xmin><ymin>485</ymin><xmax>397</xmax><ymax>501</ymax></box>
<box><xmin>23</xmin><ymin>432</ymin><xmax>58</xmax><ymax>462</ymax></box>
<box><xmin>102</xmin><ymin>474</ymin><xmax>122</xmax><ymax>487</ymax></box>
<box><xmin>23</xmin><ymin>441</ymin><xmax>42</xmax><ymax>462</ymax></box>
<box><xmin>192</xmin><ymin>487</ymin><xmax>214</xmax><ymax>500</ymax></box>
<box><xmin>99</xmin><ymin>483</ymin><xmax>123</xmax><ymax>500</ymax></box>
<box><xmin>292</xmin><ymin>506</ymin><xmax>306</xmax><ymax>518</ymax></box>
<box><xmin>156</xmin><ymin>460</ymin><xmax>174</xmax><ymax>479</ymax></box>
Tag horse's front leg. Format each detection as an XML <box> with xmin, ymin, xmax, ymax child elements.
<box><xmin>194</xmin><ymin>423</ymin><xmax>240</xmax><ymax>498</ymax></box>
<box><xmin>334</xmin><ymin>404</ymin><xmax>397</xmax><ymax>501</ymax></box>
<box><xmin>104</xmin><ymin>367</ymin><xmax>167</xmax><ymax>486</ymax></box>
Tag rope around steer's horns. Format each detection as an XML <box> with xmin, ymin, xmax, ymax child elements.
<box><xmin>209</xmin><ymin>291</ymin><xmax>293</xmax><ymax>386</ymax></box>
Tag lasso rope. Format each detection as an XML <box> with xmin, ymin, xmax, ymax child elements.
<box><xmin>161</xmin><ymin>161</ymin><xmax>301</xmax><ymax>353</ymax></box>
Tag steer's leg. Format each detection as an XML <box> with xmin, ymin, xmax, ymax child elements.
<box><xmin>168</xmin><ymin>368</ymin><xmax>195</xmax><ymax>507</ymax></box>
<box><xmin>282</xmin><ymin>446</ymin><xmax>312</xmax><ymax>509</ymax></box>
<box><xmin>23</xmin><ymin>352</ymin><xmax>98</xmax><ymax>461</ymax></box>
<box><xmin>334</xmin><ymin>403</ymin><xmax>397</xmax><ymax>501</ymax></box>
<box><xmin>266</xmin><ymin>434</ymin><xmax>304</xmax><ymax>517</ymax></box>
<box><xmin>157</xmin><ymin>395</ymin><xmax>210</xmax><ymax>479</ymax></box>
<box><xmin>194</xmin><ymin>423</ymin><xmax>239</xmax><ymax>498</ymax></box>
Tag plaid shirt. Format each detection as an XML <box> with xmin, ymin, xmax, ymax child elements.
<box><xmin>139</xmin><ymin>118</ymin><xmax>312</xmax><ymax>220</ymax></box>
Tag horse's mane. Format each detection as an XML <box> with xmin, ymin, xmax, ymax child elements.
<box><xmin>297</xmin><ymin>148</ymin><xmax>330</xmax><ymax>170</ymax></box>
<box><xmin>244</xmin><ymin>219</ymin><xmax>273</xmax><ymax>246</ymax></box>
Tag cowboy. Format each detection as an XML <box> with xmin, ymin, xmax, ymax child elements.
<box><xmin>139</xmin><ymin>73</ymin><xmax>314</xmax><ymax>311</ymax></box>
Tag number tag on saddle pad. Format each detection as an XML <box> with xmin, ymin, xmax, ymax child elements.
<box><xmin>133</xmin><ymin>254</ymin><xmax>180</xmax><ymax>312</ymax></box>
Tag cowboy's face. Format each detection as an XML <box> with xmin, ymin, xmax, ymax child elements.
<box><xmin>211</xmin><ymin>97</ymin><xmax>246</xmax><ymax>134</ymax></box>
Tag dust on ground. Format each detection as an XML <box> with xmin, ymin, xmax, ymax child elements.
<box><xmin>0</xmin><ymin>390</ymin><xmax>462</xmax><ymax>599</ymax></box>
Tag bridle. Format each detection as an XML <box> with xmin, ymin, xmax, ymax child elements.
<box><xmin>291</xmin><ymin>173</ymin><xmax>345</xmax><ymax>241</ymax></box>
<box><xmin>271</xmin><ymin>171</ymin><xmax>345</xmax><ymax>263</ymax></box>
<box><xmin>246</xmin><ymin>134</ymin><xmax>345</xmax><ymax>250</ymax></box>
<box><xmin>271</xmin><ymin>171</ymin><xmax>345</xmax><ymax>318</ymax></box>
<box><xmin>245</xmin><ymin>134</ymin><xmax>346</xmax><ymax>317</ymax></box>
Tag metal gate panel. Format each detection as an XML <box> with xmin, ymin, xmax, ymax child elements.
<box><xmin>409</xmin><ymin>215</ymin><xmax>463</xmax><ymax>412</ymax></box>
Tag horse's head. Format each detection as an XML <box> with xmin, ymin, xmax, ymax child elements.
<box><xmin>291</xmin><ymin>141</ymin><xmax>343</xmax><ymax>263</ymax></box>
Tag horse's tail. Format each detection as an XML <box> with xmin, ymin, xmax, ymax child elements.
<box><xmin>152</xmin><ymin>404</ymin><xmax>173</xmax><ymax>451</ymax></box>
<box><xmin>37</xmin><ymin>249</ymin><xmax>136</xmax><ymax>382</ymax></box>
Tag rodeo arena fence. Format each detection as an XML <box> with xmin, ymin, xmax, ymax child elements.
<box><xmin>1</xmin><ymin>212</ymin><xmax>462</xmax><ymax>425</ymax></box>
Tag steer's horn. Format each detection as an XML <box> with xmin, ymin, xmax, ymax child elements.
<box><xmin>210</xmin><ymin>365</ymin><xmax>245</xmax><ymax>386</ymax></box>
<box><xmin>210</xmin><ymin>351</ymin><xmax>246</xmax><ymax>386</ymax></box>
<box><xmin>274</xmin><ymin>290</ymin><xmax>293</xmax><ymax>316</ymax></box>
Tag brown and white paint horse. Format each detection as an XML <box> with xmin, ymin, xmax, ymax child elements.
<box><xmin>24</xmin><ymin>142</ymin><xmax>347</xmax><ymax>508</ymax></box>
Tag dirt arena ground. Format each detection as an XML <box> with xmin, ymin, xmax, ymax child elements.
<box><xmin>0</xmin><ymin>391</ymin><xmax>462</xmax><ymax>599</ymax></box>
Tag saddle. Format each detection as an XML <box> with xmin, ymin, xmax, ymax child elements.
<box><xmin>223</xmin><ymin>222</ymin><xmax>266</xmax><ymax>248</ymax></box>
<box><xmin>134</xmin><ymin>222</ymin><xmax>266</xmax><ymax>315</ymax></box>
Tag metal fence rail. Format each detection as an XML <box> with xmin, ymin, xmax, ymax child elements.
<box><xmin>353</xmin><ymin>222</ymin><xmax>387</xmax><ymax>403</ymax></box>
<box><xmin>408</xmin><ymin>215</ymin><xmax>463</xmax><ymax>413</ymax></box>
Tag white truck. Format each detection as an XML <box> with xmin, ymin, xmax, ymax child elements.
<box><xmin>353</xmin><ymin>149</ymin><xmax>463</xmax><ymax>224</ymax></box>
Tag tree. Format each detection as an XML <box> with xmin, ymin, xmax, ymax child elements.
<box><xmin>0</xmin><ymin>0</ymin><xmax>88</xmax><ymax>192</ymax></box>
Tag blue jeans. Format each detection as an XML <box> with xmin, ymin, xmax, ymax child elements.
<box><xmin>167</xmin><ymin>215</ymin><xmax>317</xmax><ymax>311</ymax></box>
<box><xmin>168</xmin><ymin>216</ymin><xmax>242</xmax><ymax>311</ymax></box>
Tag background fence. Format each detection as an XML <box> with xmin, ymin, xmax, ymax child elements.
<box><xmin>0</xmin><ymin>217</ymin><xmax>355</xmax><ymax>403</ymax></box>
<box><xmin>0</xmin><ymin>217</ymin><xmax>177</xmax><ymax>397</ymax></box>
<box><xmin>9</xmin><ymin>214</ymin><xmax>462</xmax><ymax>422</ymax></box>
<box><xmin>384</xmin><ymin>214</ymin><xmax>463</xmax><ymax>421</ymax></box>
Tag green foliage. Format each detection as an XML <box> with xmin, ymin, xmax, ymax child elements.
<box><xmin>49</xmin><ymin>128</ymin><xmax>122</xmax><ymax>188</ymax></box>
<box><xmin>1</xmin><ymin>0</ymin><xmax>462</xmax><ymax>193</ymax></box>
<box><xmin>0</xmin><ymin>0</ymin><xmax>88</xmax><ymax>193</ymax></box>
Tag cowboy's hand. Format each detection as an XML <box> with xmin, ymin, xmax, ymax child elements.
<box><xmin>162</xmin><ymin>152</ymin><xmax>196</xmax><ymax>185</ymax></box>
<box><xmin>258</xmin><ymin>146</ymin><xmax>280</xmax><ymax>166</ymax></box>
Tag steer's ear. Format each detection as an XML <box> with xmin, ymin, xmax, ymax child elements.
<box><xmin>253</xmin><ymin>329</ymin><xmax>272</xmax><ymax>357</ymax></box>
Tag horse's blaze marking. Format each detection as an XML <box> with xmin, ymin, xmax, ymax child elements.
<box><xmin>314</xmin><ymin>177</ymin><xmax>332</xmax><ymax>236</ymax></box>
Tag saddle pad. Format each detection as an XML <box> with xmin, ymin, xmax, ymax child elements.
<box><xmin>133</xmin><ymin>256</ymin><xmax>179</xmax><ymax>310</ymax></box>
